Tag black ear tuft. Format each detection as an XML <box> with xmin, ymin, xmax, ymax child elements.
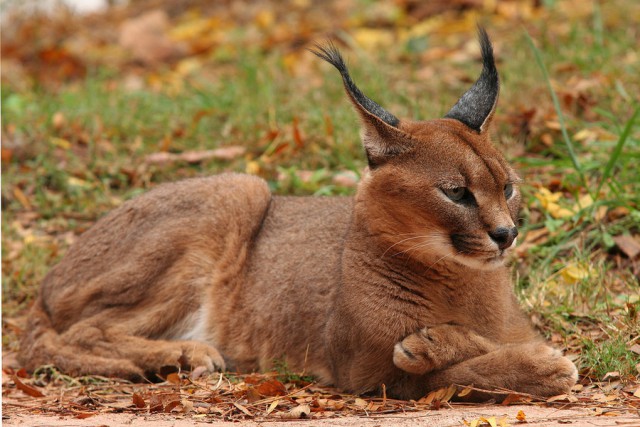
<box><xmin>309</xmin><ymin>41</ymin><xmax>400</xmax><ymax>128</ymax></box>
<box><xmin>444</xmin><ymin>27</ymin><xmax>499</xmax><ymax>133</ymax></box>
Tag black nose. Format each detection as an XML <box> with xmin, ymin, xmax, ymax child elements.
<box><xmin>489</xmin><ymin>227</ymin><xmax>518</xmax><ymax>250</ymax></box>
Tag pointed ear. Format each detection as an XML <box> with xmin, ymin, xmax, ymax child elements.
<box><xmin>445</xmin><ymin>27</ymin><xmax>499</xmax><ymax>133</ymax></box>
<box><xmin>309</xmin><ymin>41</ymin><xmax>413</xmax><ymax>167</ymax></box>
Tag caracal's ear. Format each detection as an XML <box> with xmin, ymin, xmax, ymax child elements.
<box><xmin>445</xmin><ymin>27</ymin><xmax>499</xmax><ymax>134</ymax></box>
<box><xmin>309</xmin><ymin>41</ymin><xmax>413</xmax><ymax>167</ymax></box>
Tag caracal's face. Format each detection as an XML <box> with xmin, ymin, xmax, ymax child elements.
<box><xmin>362</xmin><ymin>118</ymin><xmax>521</xmax><ymax>270</ymax></box>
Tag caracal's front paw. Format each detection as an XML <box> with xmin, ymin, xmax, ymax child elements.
<box><xmin>177</xmin><ymin>341</ymin><xmax>226</xmax><ymax>373</ymax></box>
<box><xmin>531</xmin><ymin>345</ymin><xmax>578</xmax><ymax>396</ymax></box>
<box><xmin>393</xmin><ymin>327</ymin><xmax>439</xmax><ymax>375</ymax></box>
<box><xmin>144</xmin><ymin>340</ymin><xmax>226</xmax><ymax>377</ymax></box>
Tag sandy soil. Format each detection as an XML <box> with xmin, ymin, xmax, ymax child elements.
<box><xmin>4</xmin><ymin>405</ymin><xmax>640</xmax><ymax>427</ymax></box>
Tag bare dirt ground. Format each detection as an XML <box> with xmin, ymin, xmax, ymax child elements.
<box><xmin>4</xmin><ymin>405</ymin><xmax>640</xmax><ymax>427</ymax></box>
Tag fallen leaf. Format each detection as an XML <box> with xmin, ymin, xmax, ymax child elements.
<box><xmin>144</xmin><ymin>147</ymin><xmax>245</xmax><ymax>165</ymax></box>
<box><xmin>282</xmin><ymin>403</ymin><xmax>310</xmax><ymax>419</ymax></box>
<box><xmin>73</xmin><ymin>412</ymin><xmax>94</xmax><ymax>419</ymax></box>
<box><xmin>132</xmin><ymin>392</ymin><xmax>146</xmax><ymax>408</ymax></box>
<box><xmin>602</xmin><ymin>371</ymin><xmax>620</xmax><ymax>380</ymax></box>
<box><xmin>164</xmin><ymin>400</ymin><xmax>181</xmax><ymax>412</ymax></box>
<box><xmin>13</xmin><ymin>187</ymin><xmax>32</xmax><ymax>210</ymax></box>
<box><xmin>353</xmin><ymin>397</ymin><xmax>368</xmax><ymax>408</ymax></box>
<box><xmin>256</xmin><ymin>379</ymin><xmax>287</xmax><ymax>397</ymax></box>
<box><xmin>352</xmin><ymin>28</ymin><xmax>394</xmax><ymax>51</ymax></box>
<box><xmin>149</xmin><ymin>394</ymin><xmax>163</xmax><ymax>413</ymax></box>
<box><xmin>534</xmin><ymin>188</ymin><xmax>574</xmax><ymax>219</ymax></box>
<box><xmin>119</xmin><ymin>10</ymin><xmax>180</xmax><ymax>64</ymax></box>
<box><xmin>501</xmin><ymin>393</ymin><xmax>525</xmax><ymax>405</ymax></box>
<box><xmin>166</xmin><ymin>372</ymin><xmax>181</xmax><ymax>385</ymax></box>
<box><xmin>12</xmin><ymin>375</ymin><xmax>44</xmax><ymax>397</ymax></box>
<box><xmin>234</xmin><ymin>402</ymin><xmax>253</xmax><ymax>417</ymax></box>
<box><xmin>458</xmin><ymin>385</ymin><xmax>473</xmax><ymax>397</ymax></box>
<box><xmin>266</xmin><ymin>399</ymin><xmax>280</xmax><ymax>415</ymax></box>
<box><xmin>560</xmin><ymin>262</ymin><xmax>592</xmax><ymax>284</ymax></box>
<box><xmin>52</xmin><ymin>111</ymin><xmax>66</xmax><ymax>129</ymax></box>
<box><xmin>613</xmin><ymin>235</ymin><xmax>640</xmax><ymax>259</ymax></box>
<box><xmin>547</xmin><ymin>393</ymin><xmax>569</xmax><ymax>402</ymax></box>
<box><xmin>516</xmin><ymin>410</ymin><xmax>526</xmax><ymax>422</ymax></box>
<box><xmin>50</xmin><ymin>136</ymin><xmax>71</xmax><ymax>149</ymax></box>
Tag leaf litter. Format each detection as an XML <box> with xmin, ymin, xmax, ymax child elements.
<box><xmin>2</xmin><ymin>368</ymin><xmax>639</xmax><ymax>422</ymax></box>
<box><xmin>2</xmin><ymin>0</ymin><xmax>639</xmax><ymax>423</ymax></box>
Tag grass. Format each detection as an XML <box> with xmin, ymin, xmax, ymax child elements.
<box><xmin>2</xmin><ymin>0</ymin><xmax>639</xmax><ymax>381</ymax></box>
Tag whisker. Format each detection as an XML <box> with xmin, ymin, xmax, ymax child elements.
<box><xmin>391</xmin><ymin>239</ymin><xmax>447</xmax><ymax>258</ymax></box>
<box><xmin>382</xmin><ymin>235</ymin><xmax>430</xmax><ymax>258</ymax></box>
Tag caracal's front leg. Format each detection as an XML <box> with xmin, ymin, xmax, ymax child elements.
<box><xmin>425</xmin><ymin>342</ymin><xmax>578</xmax><ymax>398</ymax></box>
<box><xmin>393</xmin><ymin>324</ymin><xmax>497</xmax><ymax>375</ymax></box>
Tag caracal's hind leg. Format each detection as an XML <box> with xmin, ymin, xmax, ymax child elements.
<box><xmin>20</xmin><ymin>174</ymin><xmax>272</xmax><ymax>380</ymax></box>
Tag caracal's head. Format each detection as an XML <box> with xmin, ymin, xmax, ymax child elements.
<box><xmin>312</xmin><ymin>28</ymin><xmax>521</xmax><ymax>270</ymax></box>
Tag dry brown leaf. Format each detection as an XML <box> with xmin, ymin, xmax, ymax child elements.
<box><xmin>163</xmin><ymin>400</ymin><xmax>181</xmax><ymax>412</ymax></box>
<box><xmin>132</xmin><ymin>392</ymin><xmax>146</xmax><ymax>408</ymax></box>
<box><xmin>266</xmin><ymin>399</ymin><xmax>280</xmax><ymax>415</ymax></box>
<box><xmin>52</xmin><ymin>111</ymin><xmax>66</xmax><ymax>129</ymax></box>
<box><xmin>119</xmin><ymin>10</ymin><xmax>181</xmax><ymax>64</ymax></box>
<box><xmin>166</xmin><ymin>372</ymin><xmax>181</xmax><ymax>385</ymax></box>
<box><xmin>149</xmin><ymin>394</ymin><xmax>163</xmax><ymax>413</ymax></box>
<box><xmin>12</xmin><ymin>187</ymin><xmax>32</xmax><ymax>210</ymax></box>
<box><xmin>73</xmin><ymin>412</ymin><xmax>94</xmax><ymax>419</ymax></box>
<box><xmin>234</xmin><ymin>402</ymin><xmax>253</xmax><ymax>417</ymax></box>
<box><xmin>546</xmin><ymin>393</ymin><xmax>568</xmax><ymax>402</ymax></box>
<box><xmin>501</xmin><ymin>393</ymin><xmax>525</xmax><ymax>405</ymax></box>
<box><xmin>282</xmin><ymin>403</ymin><xmax>311</xmax><ymax>419</ymax></box>
<box><xmin>145</xmin><ymin>147</ymin><xmax>246</xmax><ymax>165</ymax></box>
<box><xmin>12</xmin><ymin>375</ymin><xmax>44</xmax><ymax>397</ymax></box>
<box><xmin>613</xmin><ymin>235</ymin><xmax>640</xmax><ymax>259</ymax></box>
<box><xmin>256</xmin><ymin>379</ymin><xmax>287</xmax><ymax>397</ymax></box>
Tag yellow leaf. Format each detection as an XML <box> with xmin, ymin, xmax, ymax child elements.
<box><xmin>67</xmin><ymin>176</ymin><xmax>91</xmax><ymax>189</ymax></box>
<box><xmin>574</xmin><ymin>193</ymin><xmax>593</xmax><ymax>210</ymax></box>
<box><xmin>266</xmin><ymin>399</ymin><xmax>279</xmax><ymax>415</ymax></box>
<box><xmin>50</xmin><ymin>137</ymin><xmax>71</xmax><ymax>149</ymax></box>
<box><xmin>516</xmin><ymin>410</ymin><xmax>526</xmax><ymax>421</ymax></box>
<box><xmin>175</xmin><ymin>58</ymin><xmax>201</xmax><ymax>77</ymax></box>
<box><xmin>458</xmin><ymin>385</ymin><xmax>473</xmax><ymax>397</ymax></box>
<box><xmin>498</xmin><ymin>416</ymin><xmax>508</xmax><ymax>427</ymax></box>
<box><xmin>352</xmin><ymin>28</ymin><xmax>394</xmax><ymax>52</ymax></box>
<box><xmin>169</xmin><ymin>15</ymin><xmax>216</xmax><ymax>41</ymax></box>
<box><xmin>246</xmin><ymin>161</ymin><xmax>261</xmax><ymax>175</ymax></box>
<box><xmin>254</xmin><ymin>10</ymin><xmax>274</xmax><ymax>29</ymax></box>
<box><xmin>573</xmin><ymin>128</ymin><xmax>598</xmax><ymax>142</ymax></box>
<box><xmin>441</xmin><ymin>384</ymin><xmax>457</xmax><ymax>402</ymax></box>
<box><xmin>560</xmin><ymin>262</ymin><xmax>591</xmax><ymax>284</ymax></box>
<box><xmin>534</xmin><ymin>188</ymin><xmax>574</xmax><ymax>219</ymax></box>
<box><xmin>353</xmin><ymin>398</ymin><xmax>368</xmax><ymax>408</ymax></box>
<box><xmin>484</xmin><ymin>416</ymin><xmax>498</xmax><ymax>427</ymax></box>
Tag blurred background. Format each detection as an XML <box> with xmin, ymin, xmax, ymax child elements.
<box><xmin>2</xmin><ymin>0</ymin><xmax>639</xmax><ymax>384</ymax></box>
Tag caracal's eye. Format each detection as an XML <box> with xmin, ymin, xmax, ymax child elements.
<box><xmin>443</xmin><ymin>187</ymin><xmax>467</xmax><ymax>202</ymax></box>
<box><xmin>504</xmin><ymin>183</ymin><xmax>514</xmax><ymax>199</ymax></box>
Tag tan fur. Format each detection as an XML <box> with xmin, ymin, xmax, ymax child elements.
<box><xmin>20</xmin><ymin>40</ymin><xmax>577</xmax><ymax>400</ymax></box>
